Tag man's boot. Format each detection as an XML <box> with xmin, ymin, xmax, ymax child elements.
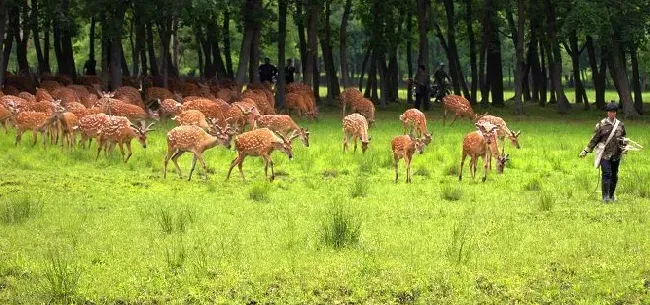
<box><xmin>610</xmin><ymin>179</ymin><xmax>618</xmax><ymax>202</ymax></box>
<box><xmin>601</xmin><ymin>180</ymin><xmax>612</xmax><ymax>202</ymax></box>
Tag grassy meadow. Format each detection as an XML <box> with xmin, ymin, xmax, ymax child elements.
<box><xmin>1</xmin><ymin>98</ymin><xmax>650</xmax><ymax>304</ymax></box>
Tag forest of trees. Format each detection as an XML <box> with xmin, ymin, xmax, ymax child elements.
<box><xmin>0</xmin><ymin>0</ymin><xmax>649</xmax><ymax>116</ymax></box>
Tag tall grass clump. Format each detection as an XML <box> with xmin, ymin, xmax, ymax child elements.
<box><xmin>165</xmin><ymin>238</ymin><xmax>187</xmax><ymax>274</ymax></box>
<box><xmin>523</xmin><ymin>178</ymin><xmax>542</xmax><ymax>191</ymax></box>
<box><xmin>538</xmin><ymin>192</ymin><xmax>555</xmax><ymax>212</ymax></box>
<box><xmin>441</xmin><ymin>185</ymin><xmax>463</xmax><ymax>201</ymax></box>
<box><xmin>445</xmin><ymin>162</ymin><xmax>459</xmax><ymax>176</ymax></box>
<box><xmin>249</xmin><ymin>182</ymin><xmax>272</xmax><ymax>202</ymax></box>
<box><xmin>156</xmin><ymin>206</ymin><xmax>195</xmax><ymax>234</ymax></box>
<box><xmin>445</xmin><ymin>221</ymin><xmax>473</xmax><ymax>264</ymax></box>
<box><xmin>320</xmin><ymin>204</ymin><xmax>361</xmax><ymax>249</ymax></box>
<box><xmin>0</xmin><ymin>196</ymin><xmax>43</xmax><ymax>224</ymax></box>
<box><xmin>42</xmin><ymin>248</ymin><xmax>81</xmax><ymax>304</ymax></box>
<box><xmin>350</xmin><ymin>175</ymin><xmax>369</xmax><ymax>198</ymax></box>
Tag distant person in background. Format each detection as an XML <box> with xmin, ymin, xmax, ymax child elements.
<box><xmin>83</xmin><ymin>58</ymin><xmax>97</xmax><ymax>75</ymax></box>
<box><xmin>259</xmin><ymin>57</ymin><xmax>278</xmax><ymax>84</ymax></box>
<box><xmin>285</xmin><ymin>59</ymin><xmax>295</xmax><ymax>84</ymax></box>
<box><xmin>413</xmin><ymin>65</ymin><xmax>430</xmax><ymax>111</ymax></box>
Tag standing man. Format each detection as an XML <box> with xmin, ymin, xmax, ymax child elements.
<box><xmin>413</xmin><ymin>65</ymin><xmax>430</xmax><ymax>111</ymax></box>
<box><xmin>432</xmin><ymin>62</ymin><xmax>450</xmax><ymax>103</ymax></box>
<box><xmin>259</xmin><ymin>57</ymin><xmax>279</xmax><ymax>84</ymax></box>
<box><xmin>579</xmin><ymin>101</ymin><xmax>627</xmax><ymax>202</ymax></box>
<box><xmin>285</xmin><ymin>59</ymin><xmax>295</xmax><ymax>84</ymax></box>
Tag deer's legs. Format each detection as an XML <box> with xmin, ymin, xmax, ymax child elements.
<box><xmin>470</xmin><ymin>156</ymin><xmax>478</xmax><ymax>179</ymax></box>
<box><xmin>163</xmin><ymin>150</ymin><xmax>175</xmax><ymax>178</ymax></box>
<box><xmin>394</xmin><ymin>154</ymin><xmax>400</xmax><ymax>183</ymax></box>
<box><xmin>405</xmin><ymin>156</ymin><xmax>412</xmax><ymax>183</ymax></box>
<box><xmin>459</xmin><ymin>152</ymin><xmax>467</xmax><ymax>181</ymax></box>
<box><xmin>443</xmin><ymin>109</ymin><xmax>447</xmax><ymax>126</ymax></box>
<box><xmin>171</xmin><ymin>151</ymin><xmax>184</xmax><ymax>178</ymax></box>
<box><xmin>482</xmin><ymin>155</ymin><xmax>488</xmax><ymax>182</ymax></box>
<box><xmin>123</xmin><ymin>141</ymin><xmax>133</xmax><ymax>163</ymax></box>
<box><xmin>15</xmin><ymin>129</ymin><xmax>23</xmax><ymax>146</ymax></box>
<box><xmin>262</xmin><ymin>155</ymin><xmax>275</xmax><ymax>181</ymax></box>
<box><xmin>353</xmin><ymin>136</ymin><xmax>358</xmax><ymax>153</ymax></box>
<box><xmin>31</xmin><ymin>129</ymin><xmax>38</xmax><ymax>147</ymax></box>
<box><xmin>95</xmin><ymin>139</ymin><xmax>104</xmax><ymax>160</ymax></box>
<box><xmin>449</xmin><ymin>114</ymin><xmax>459</xmax><ymax>126</ymax></box>
<box><xmin>237</xmin><ymin>155</ymin><xmax>246</xmax><ymax>180</ymax></box>
<box><xmin>343</xmin><ymin>133</ymin><xmax>350</xmax><ymax>152</ymax></box>
<box><xmin>188</xmin><ymin>154</ymin><xmax>198</xmax><ymax>181</ymax></box>
<box><xmin>226</xmin><ymin>156</ymin><xmax>239</xmax><ymax>180</ymax></box>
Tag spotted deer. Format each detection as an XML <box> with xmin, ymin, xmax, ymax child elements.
<box><xmin>226</xmin><ymin>128</ymin><xmax>298</xmax><ymax>182</ymax></box>
<box><xmin>78</xmin><ymin>113</ymin><xmax>109</xmax><ymax>148</ymax></box>
<box><xmin>164</xmin><ymin>124</ymin><xmax>233</xmax><ymax>180</ymax></box>
<box><xmin>225</xmin><ymin>102</ymin><xmax>260</xmax><ymax>132</ymax></box>
<box><xmin>459</xmin><ymin>122</ymin><xmax>508</xmax><ymax>182</ymax></box>
<box><xmin>9</xmin><ymin>107</ymin><xmax>54</xmax><ymax>147</ymax></box>
<box><xmin>285</xmin><ymin>92</ymin><xmax>313</xmax><ymax>118</ymax></box>
<box><xmin>172</xmin><ymin>110</ymin><xmax>211</xmax><ymax>131</ymax></box>
<box><xmin>442</xmin><ymin>95</ymin><xmax>477</xmax><ymax>126</ymax></box>
<box><xmin>157</xmin><ymin>98</ymin><xmax>182</xmax><ymax>118</ymax></box>
<box><xmin>255</xmin><ymin>115</ymin><xmax>310</xmax><ymax>147</ymax></box>
<box><xmin>475</xmin><ymin>114</ymin><xmax>521</xmax><ymax>154</ymax></box>
<box><xmin>342</xmin><ymin>113</ymin><xmax>372</xmax><ymax>154</ymax></box>
<box><xmin>43</xmin><ymin>110</ymin><xmax>79</xmax><ymax>149</ymax></box>
<box><xmin>96</xmin><ymin>118</ymin><xmax>155</xmax><ymax>163</ymax></box>
<box><xmin>0</xmin><ymin>104</ymin><xmax>11</xmax><ymax>133</ymax></box>
<box><xmin>399</xmin><ymin>108</ymin><xmax>432</xmax><ymax>144</ymax></box>
<box><xmin>145</xmin><ymin>87</ymin><xmax>175</xmax><ymax>105</ymax></box>
<box><xmin>243</xmin><ymin>89</ymin><xmax>275</xmax><ymax>115</ymax></box>
<box><xmin>340</xmin><ymin>87</ymin><xmax>363</xmax><ymax>117</ymax></box>
<box><xmin>114</xmin><ymin>86</ymin><xmax>146</xmax><ymax>109</ymax></box>
<box><xmin>350</xmin><ymin>97</ymin><xmax>376</xmax><ymax>126</ymax></box>
<box><xmin>391</xmin><ymin>135</ymin><xmax>426</xmax><ymax>183</ymax></box>
<box><xmin>96</xmin><ymin>91</ymin><xmax>158</xmax><ymax>124</ymax></box>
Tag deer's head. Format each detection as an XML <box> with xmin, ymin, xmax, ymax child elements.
<box><xmin>131</xmin><ymin>121</ymin><xmax>155</xmax><ymax>149</ymax></box>
<box><xmin>507</xmin><ymin>130</ymin><xmax>521</xmax><ymax>149</ymax></box>
<box><xmin>273</xmin><ymin>130</ymin><xmax>294</xmax><ymax>160</ymax></box>
<box><xmin>423</xmin><ymin>132</ymin><xmax>433</xmax><ymax>145</ymax></box>
<box><xmin>496</xmin><ymin>153</ymin><xmax>509</xmax><ymax>174</ymax></box>
<box><xmin>298</xmin><ymin>127</ymin><xmax>310</xmax><ymax>147</ymax></box>
<box><xmin>410</xmin><ymin>135</ymin><xmax>426</xmax><ymax>154</ymax></box>
<box><xmin>361</xmin><ymin>135</ymin><xmax>372</xmax><ymax>154</ymax></box>
<box><xmin>210</xmin><ymin>120</ymin><xmax>234</xmax><ymax>149</ymax></box>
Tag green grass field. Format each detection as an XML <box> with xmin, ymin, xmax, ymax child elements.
<box><xmin>1</xmin><ymin>99</ymin><xmax>650</xmax><ymax>304</ymax></box>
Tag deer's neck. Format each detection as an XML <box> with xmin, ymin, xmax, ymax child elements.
<box><xmin>203</xmin><ymin>135</ymin><xmax>222</xmax><ymax>150</ymax></box>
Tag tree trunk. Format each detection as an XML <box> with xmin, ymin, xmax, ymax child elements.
<box><xmin>358</xmin><ymin>46</ymin><xmax>371</xmax><ymax>91</ymax></box>
<box><xmin>12</xmin><ymin>5</ymin><xmax>30</xmax><ymax>74</ymax></box>
<box><xmin>567</xmin><ymin>30</ymin><xmax>588</xmax><ymax>110</ymax></box>
<box><xmin>0</xmin><ymin>0</ymin><xmax>6</xmax><ymax>86</ymax></box>
<box><xmin>276</xmin><ymin>0</ymin><xmax>287</xmax><ymax>108</ymax></box>
<box><xmin>406</xmin><ymin>11</ymin><xmax>413</xmax><ymax>103</ymax></box>
<box><xmin>608</xmin><ymin>39</ymin><xmax>638</xmax><ymax>117</ymax></box>
<box><xmin>339</xmin><ymin>0</ymin><xmax>352</xmax><ymax>87</ymax></box>
<box><xmin>120</xmin><ymin>42</ymin><xmax>130</xmax><ymax>76</ymax></box>
<box><xmin>248</xmin><ymin>25</ymin><xmax>261</xmax><ymax>83</ymax></box>
<box><xmin>320</xmin><ymin>0</ymin><xmax>340</xmax><ymax>99</ymax></box>
<box><xmin>53</xmin><ymin>22</ymin><xmax>65</xmax><ymax>75</ymax></box>
<box><xmin>157</xmin><ymin>19</ymin><xmax>172</xmax><ymax>88</ymax></box>
<box><xmin>416</xmin><ymin>0</ymin><xmax>430</xmax><ymax>96</ymax></box>
<box><xmin>389</xmin><ymin>50</ymin><xmax>399</xmax><ymax>102</ymax></box>
<box><xmin>465</xmin><ymin>0</ymin><xmax>477</xmax><ymax>103</ymax></box>
<box><xmin>303</xmin><ymin>0</ymin><xmax>318</xmax><ymax>87</ymax></box>
<box><xmin>146</xmin><ymin>22</ymin><xmax>159</xmax><ymax>76</ymax></box>
<box><xmin>209</xmin><ymin>20</ymin><xmax>227</xmax><ymax>79</ymax></box>
<box><xmin>377</xmin><ymin>53</ymin><xmax>388</xmax><ymax>108</ymax></box>
<box><xmin>129</xmin><ymin>15</ymin><xmax>138</xmax><ymax>77</ymax></box>
<box><xmin>630</xmin><ymin>47</ymin><xmax>643</xmax><ymax>114</ymax></box>
<box><xmin>364</xmin><ymin>49</ymin><xmax>376</xmax><ymax>98</ymax></box>
<box><xmin>43</xmin><ymin>21</ymin><xmax>51</xmax><ymax>73</ymax></box>
<box><xmin>478</xmin><ymin>32</ymin><xmax>489</xmax><ymax>106</ymax></box>
<box><xmin>545</xmin><ymin>0</ymin><xmax>569</xmax><ymax>113</ymax></box>
<box><xmin>110</xmin><ymin>6</ymin><xmax>127</xmax><ymax>89</ymax></box>
<box><xmin>61</xmin><ymin>29</ymin><xmax>76</xmax><ymax>77</ymax></box>
<box><xmin>31</xmin><ymin>0</ymin><xmax>47</xmax><ymax>74</ymax></box>
<box><xmin>235</xmin><ymin>0</ymin><xmax>260</xmax><ymax>86</ymax></box>
<box><xmin>313</xmin><ymin>54</ymin><xmax>320</xmax><ymax>103</ymax></box>
<box><xmin>134</xmin><ymin>13</ymin><xmax>145</xmax><ymax>76</ymax></box>
<box><xmin>442</xmin><ymin>0</ymin><xmax>469</xmax><ymax>97</ymax></box>
<box><xmin>171</xmin><ymin>17</ymin><xmax>179</xmax><ymax>75</ymax></box>
<box><xmin>223</xmin><ymin>8</ymin><xmax>233</xmax><ymax>78</ymax></box>
<box><xmin>483</xmin><ymin>0</ymin><xmax>503</xmax><ymax>107</ymax></box>
<box><xmin>509</xmin><ymin>0</ymin><xmax>525</xmax><ymax>114</ymax></box>
<box><xmin>295</xmin><ymin>2</ymin><xmax>307</xmax><ymax>80</ymax></box>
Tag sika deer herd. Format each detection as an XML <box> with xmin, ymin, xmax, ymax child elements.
<box><xmin>2</xmin><ymin>76</ymin><xmax>520</xmax><ymax>185</ymax></box>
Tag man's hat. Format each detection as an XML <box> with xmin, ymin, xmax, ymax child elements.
<box><xmin>605</xmin><ymin>101</ymin><xmax>619</xmax><ymax>112</ymax></box>
<box><xmin>439</xmin><ymin>62</ymin><xmax>445</xmax><ymax>66</ymax></box>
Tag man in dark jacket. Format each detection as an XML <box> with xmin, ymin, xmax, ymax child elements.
<box><xmin>413</xmin><ymin>65</ymin><xmax>430</xmax><ymax>111</ymax></box>
<box><xmin>259</xmin><ymin>58</ymin><xmax>278</xmax><ymax>83</ymax></box>
<box><xmin>285</xmin><ymin>59</ymin><xmax>295</xmax><ymax>84</ymax></box>
<box><xmin>579</xmin><ymin>101</ymin><xmax>627</xmax><ymax>202</ymax></box>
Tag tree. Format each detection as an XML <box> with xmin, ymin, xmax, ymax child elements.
<box><xmin>276</xmin><ymin>0</ymin><xmax>287</xmax><ymax>108</ymax></box>
<box><xmin>235</xmin><ymin>0</ymin><xmax>261</xmax><ymax>86</ymax></box>
<box><xmin>339</xmin><ymin>0</ymin><xmax>352</xmax><ymax>87</ymax></box>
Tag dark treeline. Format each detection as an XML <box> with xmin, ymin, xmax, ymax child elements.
<box><xmin>0</xmin><ymin>0</ymin><xmax>649</xmax><ymax>116</ymax></box>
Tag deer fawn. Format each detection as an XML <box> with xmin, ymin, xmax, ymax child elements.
<box><xmin>350</xmin><ymin>97</ymin><xmax>376</xmax><ymax>126</ymax></box>
<box><xmin>255</xmin><ymin>115</ymin><xmax>310</xmax><ymax>147</ymax></box>
<box><xmin>391</xmin><ymin>135</ymin><xmax>426</xmax><ymax>183</ymax></box>
<box><xmin>164</xmin><ymin>124</ymin><xmax>233</xmax><ymax>180</ymax></box>
<box><xmin>459</xmin><ymin>122</ymin><xmax>508</xmax><ymax>182</ymax></box>
<box><xmin>342</xmin><ymin>113</ymin><xmax>372</xmax><ymax>154</ymax></box>
<box><xmin>475</xmin><ymin>114</ymin><xmax>521</xmax><ymax>154</ymax></box>
<box><xmin>442</xmin><ymin>95</ymin><xmax>477</xmax><ymax>126</ymax></box>
<box><xmin>96</xmin><ymin>118</ymin><xmax>155</xmax><ymax>163</ymax></box>
<box><xmin>226</xmin><ymin>128</ymin><xmax>298</xmax><ymax>182</ymax></box>
<box><xmin>340</xmin><ymin>87</ymin><xmax>363</xmax><ymax>117</ymax></box>
<box><xmin>225</xmin><ymin>102</ymin><xmax>260</xmax><ymax>133</ymax></box>
<box><xmin>399</xmin><ymin>108</ymin><xmax>432</xmax><ymax>144</ymax></box>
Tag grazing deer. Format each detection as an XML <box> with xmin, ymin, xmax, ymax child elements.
<box><xmin>391</xmin><ymin>135</ymin><xmax>426</xmax><ymax>183</ymax></box>
<box><xmin>399</xmin><ymin>108</ymin><xmax>432</xmax><ymax>144</ymax></box>
<box><xmin>255</xmin><ymin>115</ymin><xmax>310</xmax><ymax>147</ymax></box>
<box><xmin>145</xmin><ymin>87</ymin><xmax>175</xmax><ymax>105</ymax></box>
<box><xmin>96</xmin><ymin>117</ymin><xmax>155</xmax><ymax>163</ymax></box>
<box><xmin>78</xmin><ymin>113</ymin><xmax>109</xmax><ymax>148</ymax></box>
<box><xmin>36</xmin><ymin>88</ymin><xmax>55</xmax><ymax>102</ymax></box>
<box><xmin>475</xmin><ymin>114</ymin><xmax>521</xmax><ymax>153</ymax></box>
<box><xmin>172</xmin><ymin>110</ymin><xmax>211</xmax><ymax>131</ymax></box>
<box><xmin>243</xmin><ymin>90</ymin><xmax>275</xmax><ymax>115</ymax></box>
<box><xmin>459</xmin><ymin>122</ymin><xmax>508</xmax><ymax>182</ymax></box>
<box><xmin>96</xmin><ymin>91</ymin><xmax>157</xmax><ymax>124</ymax></box>
<box><xmin>18</xmin><ymin>92</ymin><xmax>36</xmax><ymax>104</ymax></box>
<box><xmin>342</xmin><ymin>113</ymin><xmax>372</xmax><ymax>154</ymax></box>
<box><xmin>157</xmin><ymin>98</ymin><xmax>182</xmax><ymax>118</ymax></box>
<box><xmin>226</xmin><ymin>128</ymin><xmax>298</xmax><ymax>182</ymax></box>
<box><xmin>164</xmin><ymin>124</ymin><xmax>233</xmax><ymax>180</ymax></box>
<box><xmin>114</xmin><ymin>86</ymin><xmax>146</xmax><ymax>109</ymax></box>
<box><xmin>225</xmin><ymin>102</ymin><xmax>260</xmax><ymax>132</ymax></box>
<box><xmin>285</xmin><ymin>92</ymin><xmax>312</xmax><ymax>118</ymax></box>
<box><xmin>340</xmin><ymin>87</ymin><xmax>363</xmax><ymax>117</ymax></box>
<box><xmin>43</xmin><ymin>110</ymin><xmax>79</xmax><ymax>149</ymax></box>
<box><xmin>442</xmin><ymin>95</ymin><xmax>477</xmax><ymax>126</ymax></box>
<box><xmin>350</xmin><ymin>97</ymin><xmax>376</xmax><ymax>126</ymax></box>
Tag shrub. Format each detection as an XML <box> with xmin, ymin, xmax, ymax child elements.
<box><xmin>0</xmin><ymin>196</ymin><xmax>42</xmax><ymax>224</ymax></box>
<box><xmin>320</xmin><ymin>205</ymin><xmax>361</xmax><ymax>249</ymax></box>
<box><xmin>350</xmin><ymin>176</ymin><xmax>369</xmax><ymax>199</ymax></box>
<box><xmin>539</xmin><ymin>192</ymin><xmax>554</xmax><ymax>212</ymax></box>
<box><xmin>42</xmin><ymin>248</ymin><xmax>81</xmax><ymax>303</ymax></box>
<box><xmin>441</xmin><ymin>185</ymin><xmax>463</xmax><ymax>201</ymax></box>
<box><xmin>249</xmin><ymin>182</ymin><xmax>272</xmax><ymax>202</ymax></box>
<box><xmin>523</xmin><ymin>178</ymin><xmax>542</xmax><ymax>192</ymax></box>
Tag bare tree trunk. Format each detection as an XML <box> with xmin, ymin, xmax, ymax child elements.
<box><xmin>339</xmin><ymin>0</ymin><xmax>352</xmax><ymax>87</ymax></box>
<box><xmin>511</xmin><ymin>0</ymin><xmax>525</xmax><ymax>114</ymax></box>
<box><xmin>13</xmin><ymin>4</ymin><xmax>30</xmax><ymax>74</ymax></box>
<box><xmin>630</xmin><ymin>47</ymin><xmax>643</xmax><ymax>114</ymax></box>
<box><xmin>276</xmin><ymin>0</ymin><xmax>287</xmax><ymax>108</ymax></box>
<box><xmin>120</xmin><ymin>42</ymin><xmax>130</xmax><ymax>76</ymax></box>
<box><xmin>134</xmin><ymin>13</ymin><xmax>145</xmax><ymax>76</ymax></box>
<box><xmin>223</xmin><ymin>8</ymin><xmax>233</xmax><ymax>78</ymax></box>
<box><xmin>483</xmin><ymin>0</ymin><xmax>503</xmax><ymax>107</ymax></box>
<box><xmin>303</xmin><ymin>0</ymin><xmax>318</xmax><ymax>87</ymax></box>
<box><xmin>313</xmin><ymin>54</ymin><xmax>320</xmax><ymax>103</ymax></box>
<box><xmin>31</xmin><ymin>0</ymin><xmax>47</xmax><ymax>74</ymax></box>
<box><xmin>235</xmin><ymin>0</ymin><xmax>260</xmax><ymax>86</ymax></box>
<box><xmin>171</xmin><ymin>16</ymin><xmax>179</xmax><ymax>75</ymax></box>
<box><xmin>416</xmin><ymin>0</ymin><xmax>430</xmax><ymax>98</ymax></box>
<box><xmin>295</xmin><ymin>2</ymin><xmax>307</xmax><ymax>81</ymax></box>
<box><xmin>608</xmin><ymin>38</ymin><xmax>638</xmax><ymax>117</ymax></box>
<box><xmin>130</xmin><ymin>15</ymin><xmax>138</xmax><ymax>77</ymax></box>
<box><xmin>465</xmin><ymin>0</ymin><xmax>477</xmax><ymax>103</ymax></box>
<box><xmin>358</xmin><ymin>46</ymin><xmax>371</xmax><ymax>91</ymax></box>
<box><xmin>566</xmin><ymin>30</ymin><xmax>588</xmax><ymax>110</ymax></box>
<box><xmin>43</xmin><ymin>20</ymin><xmax>50</xmax><ymax>73</ymax></box>
<box><xmin>364</xmin><ymin>49</ymin><xmax>376</xmax><ymax>98</ymax></box>
<box><xmin>0</xmin><ymin>0</ymin><xmax>6</xmax><ymax>86</ymax></box>
<box><xmin>545</xmin><ymin>0</ymin><xmax>569</xmax><ymax>113</ymax></box>
<box><xmin>406</xmin><ymin>11</ymin><xmax>413</xmax><ymax>104</ymax></box>
<box><xmin>249</xmin><ymin>25</ymin><xmax>261</xmax><ymax>83</ymax></box>
<box><xmin>110</xmin><ymin>6</ymin><xmax>127</xmax><ymax>90</ymax></box>
<box><xmin>320</xmin><ymin>0</ymin><xmax>340</xmax><ymax>99</ymax></box>
<box><xmin>146</xmin><ymin>22</ymin><xmax>159</xmax><ymax>76</ymax></box>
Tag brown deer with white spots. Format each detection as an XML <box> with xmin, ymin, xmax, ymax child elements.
<box><xmin>475</xmin><ymin>114</ymin><xmax>521</xmax><ymax>153</ymax></box>
<box><xmin>255</xmin><ymin>115</ymin><xmax>310</xmax><ymax>147</ymax></box>
<box><xmin>399</xmin><ymin>108</ymin><xmax>432</xmax><ymax>144</ymax></box>
<box><xmin>243</xmin><ymin>89</ymin><xmax>275</xmax><ymax>115</ymax></box>
<box><xmin>164</xmin><ymin>124</ymin><xmax>233</xmax><ymax>180</ymax></box>
<box><xmin>226</xmin><ymin>128</ymin><xmax>297</xmax><ymax>182</ymax></box>
<box><xmin>340</xmin><ymin>87</ymin><xmax>363</xmax><ymax>117</ymax></box>
<box><xmin>342</xmin><ymin>113</ymin><xmax>372</xmax><ymax>153</ymax></box>
<box><xmin>145</xmin><ymin>87</ymin><xmax>175</xmax><ymax>105</ymax></box>
<box><xmin>285</xmin><ymin>92</ymin><xmax>313</xmax><ymax>119</ymax></box>
<box><xmin>114</xmin><ymin>86</ymin><xmax>146</xmax><ymax>109</ymax></box>
<box><xmin>96</xmin><ymin>117</ymin><xmax>154</xmax><ymax>163</ymax></box>
<box><xmin>442</xmin><ymin>94</ymin><xmax>477</xmax><ymax>126</ymax></box>
<box><xmin>7</xmin><ymin>106</ymin><xmax>56</xmax><ymax>147</ymax></box>
<box><xmin>391</xmin><ymin>135</ymin><xmax>426</xmax><ymax>183</ymax></box>
<box><xmin>158</xmin><ymin>98</ymin><xmax>182</xmax><ymax>118</ymax></box>
<box><xmin>350</xmin><ymin>97</ymin><xmax>376</xmax><ymax>126</ymax></box>
<box><xmin>225</xmin><ymin>101</ymin><xmax>260</xmax><ymax>132</ymax></box>
<box><xmin>77</xmin><ymin>113</ymin><xmax>109</xmax><ymax>148</ymax></box>
<box><xmin>96</xmin><ymin>91</ymin><xmax>158</xmax><ymax>124</ymax></box>
<box><xmin>172</xmin><ymin>110</ymin><xmax>211</xmax><ymax>131</ymax></box>
<box><xmin>459</xmin><ymin>122</ymin><xmax>508</xmax><ymax>182</ymax></box>
<box><xmin>36</xmin><ymin>88</ymin><xmax>55</xmax><ymax>102</ymax></box>
<box><xmin>18</xmin><ymin>92</ymin><xmax>37</xmax><ymax>104</ymax></box>
<box><xmin>0</xmin><ymin>104</ymin><xmax>11</xmax><ymax>133</ymax></box>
